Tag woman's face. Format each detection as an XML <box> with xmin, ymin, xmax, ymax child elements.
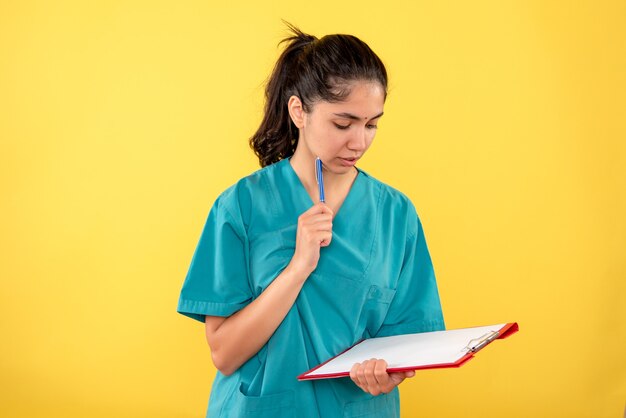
<box><xmin>297</xmin><ymin>80</ymin><xmax>385</xmax><ymax>175</ymax></box>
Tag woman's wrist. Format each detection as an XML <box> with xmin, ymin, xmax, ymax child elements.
<box><xmin>285</xmin><ymin>258</ymin><xmax>312</xmax><ymax>284</ymax></box>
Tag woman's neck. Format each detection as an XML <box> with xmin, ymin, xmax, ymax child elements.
<box><xmin>289</xmin><ymin>149</ymin><xmax>358</xmax><ymax>211</ymax></box>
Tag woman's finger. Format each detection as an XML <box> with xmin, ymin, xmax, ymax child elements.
<box><xmin>319</xmin><ymin>231</ymin><xmax>333</xmax><ymax>247</ymax></box>
<box><xmin>305</xmin><ymin>202</ymin><xmax>334</xmax><ymax>217</ymax></box>
<box><xmin>356</xmin><ymin>360</ymin><xmax>370</xmax><ymax>392</ymax></box>
<box><xmin>373</xmin><ymin>359</ymin><xmax>391</xmax><ymax>391</ymax></box>
<box><xmin>362</xmin><ymin>359</ymin><xmax>382</xmax><ymax>395</ymax></box>
<box><xmin>389</xmin><ymin>372</ymin><xmax>408</xmax><ymax>387</ymax></box>
<box><xmin>350</xmin><ymin>363</ymin><xmax>365</xmax><ymax>391</ymax></box>
<box><xmin>306</xmin><ymin>219</ymin><xmax>333</xmax><ymax>231</ymax></box>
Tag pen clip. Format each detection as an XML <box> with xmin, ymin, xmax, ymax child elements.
<box><xmin>315</xmin><ymin>157</ymin><xmax>325</xmax><ymax>203</ymax></box>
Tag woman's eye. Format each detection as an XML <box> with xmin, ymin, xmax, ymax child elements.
<box><xmin>333</xmin><ymin>123</ymin><xmax>350</xmax><ymax>130</ymax></box>
<box><xmin>366</xmin><ymin>124</ymin><xmax>378</xmax><ymax>130</ymax></box>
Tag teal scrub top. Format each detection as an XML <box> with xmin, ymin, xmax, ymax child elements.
<box><xmin>177</xmin><ymin>158</ymin><xmax>445</xmax><ymax>418</ymax></box>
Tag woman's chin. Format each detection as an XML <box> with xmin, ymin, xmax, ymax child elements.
<box><xmin>326</xmin><ymin>163</ymin><xmax>358</xmax><ymax>176</ymax></box>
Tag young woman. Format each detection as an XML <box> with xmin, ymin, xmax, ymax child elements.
<box><xmin>177</xmin><ymin>23</ymin><xmax>445</xmax><ymax>418</ymax></box>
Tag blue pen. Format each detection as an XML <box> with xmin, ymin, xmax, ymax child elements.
<box><xmin>315</xmin><ymin>157</ymin><xmax>325</xmax><ymax>203</ymax></box>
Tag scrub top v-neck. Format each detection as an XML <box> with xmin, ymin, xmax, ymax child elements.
<box><xmin>285</xmin><ymin>158</ymin><xmax>362</xmax><ymax>224</ymax></box>
<box><xmin>177</xmin><ymin>158</ymin><xmax>445</xmax><ymax>418</ymax></box>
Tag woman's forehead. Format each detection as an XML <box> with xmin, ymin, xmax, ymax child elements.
<box><xmin>312</xmin><ymin>81</ymin><xmax>385</xmax><ymax>118</ymax></box>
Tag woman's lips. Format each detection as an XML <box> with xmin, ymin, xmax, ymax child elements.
<box><xmin>339</xmin><ymin>157</ymin><xmax>358</xmax><ymax>166</ymax></box>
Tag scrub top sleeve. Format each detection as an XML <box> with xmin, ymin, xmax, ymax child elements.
<box><xmin>376</xmin><ymin>216</ymin><xmax>445</xmax><ymax>337</ymax></box>
<box><xmin>177</xmin><ymin>194</ymin><xmax>252</xmax><ymax>322</ymax></box>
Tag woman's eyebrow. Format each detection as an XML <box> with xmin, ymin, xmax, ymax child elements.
<box><xmin>332</xmin><ymin>111</ymin><xmax>384</xmax><ymax>121</ymax></box>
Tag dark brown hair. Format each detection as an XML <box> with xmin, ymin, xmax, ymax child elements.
<box><xmin>249</xmin><ymin>22</ymin><xmax>388</xmax><ymax>167</ymax></box>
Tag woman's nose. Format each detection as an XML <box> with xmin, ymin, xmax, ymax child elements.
<box><xmin>347</xmin><ymin>126</ymin><xmax>368</xmax><ymax>151</ymax></box>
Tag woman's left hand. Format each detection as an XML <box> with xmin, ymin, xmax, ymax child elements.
<box><xmin>349</xmin><ymin>359</ymin><xmax>415</xmax><ymax>396</ymax></box>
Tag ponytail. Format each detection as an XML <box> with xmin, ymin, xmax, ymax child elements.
<box><xmin>249</xmin><ymin>22</ymin><xmax>388</xmax><ymax>167</ymax></box>
<box><xmin>249</xmin><ymin>22</ymin><xmax>316</xmax><ymax>167</ymax></box>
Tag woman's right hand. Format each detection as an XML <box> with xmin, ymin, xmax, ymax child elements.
<box><xmin>290</xmin><ymin>202</ymin><xmax>334</xmax><ymax>276</ymax></box>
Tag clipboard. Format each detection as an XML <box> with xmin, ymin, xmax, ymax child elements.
<box><xmin>298</xmin><ymin>322</ymin><xmax>518</xmax><ymax>381</ymax></box>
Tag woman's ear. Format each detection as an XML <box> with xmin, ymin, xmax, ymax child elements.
<box><xmin>288</xmin><ymin>95</ymin><xmax>305</xmax><ymax>129</ymax></box>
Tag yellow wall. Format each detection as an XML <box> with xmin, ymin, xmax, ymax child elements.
<box><xmin>1</xmin><ymin>1</ymin><xmax>624</xmax><ymax>417</ymax></box>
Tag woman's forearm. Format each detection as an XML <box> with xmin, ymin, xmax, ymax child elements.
<box><xmin>205</xmin><ymin>262</ymin><xmax>309</xmax><ymax>376</ymax></box>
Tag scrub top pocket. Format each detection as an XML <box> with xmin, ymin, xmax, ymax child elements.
<box><xmin>225</xmin><ymin>384</ymin><xmax>295</xmax><ymax>418</ymax></box>
<box><xmin>343</xmin><ymin>389</ymin><xmax>399</xmax><ymax>418</ymax></box>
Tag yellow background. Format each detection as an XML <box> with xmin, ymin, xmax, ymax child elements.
<box><xmin>1</xmin><ymin>1</ymin><xmax>624</xmax><ymax>417</ymax></box>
